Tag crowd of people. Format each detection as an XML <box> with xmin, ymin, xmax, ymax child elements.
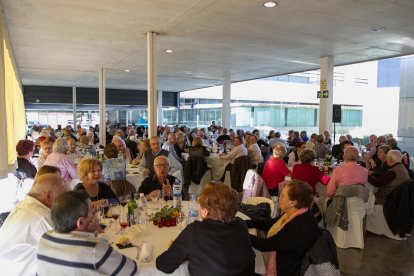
<box><xmin>1</xmin><ymin>121</ymin><xmax>413</xmax><ymax>275</ymax></box>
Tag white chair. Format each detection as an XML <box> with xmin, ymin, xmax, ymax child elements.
<box><xmin>366</xmin><ymin>204</ymin><xmax>403</xmax><ymax>240</ymax></box>
<box><xmin>188</xmin><ymin>170</ymin><xmax>212</xmax><ymax>195</ymax></box>
<box><xmin>245</xmin><ymin>197</ymin><xmax>275</xmax><ymax>217</ymax></box>
<box><xmin>327</xmin><ymin>197</ymin><xmax>367</xmax><ymax>249</ymax></box>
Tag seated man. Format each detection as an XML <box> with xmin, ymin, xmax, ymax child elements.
<box><xmin>369</xmin><ymin>150</ymin><xmax>410</xmax><ymax>205</ymax></box>
<box><xmin>37</xmin><ymin>190</ymin><xmax>137</xmax><ymax>274</ymax></box>
<box><xmin>162</xmin><ymin>133</ymin><xmax>183</xmax><ymax>162</ymax></box>
<box><xmin>0</xmin><ymin>174</ymin><xmax>66</xmax><ymax>276</ymax></box>
<box><xmin>139</xmin><ymin>136</ymin><xmax>182</xmax><ymax>176</ymax></box>
<box><xmin>220</xmin><ymin>136</ymin><xmax>248</xmax><ymax>164</ymax></box>
<box><xmin>139</xmin><ymin>156</ymin><xmax>175</xmax><ymax>201</ymax></box>
<box><xmin>112</xmin><ymin>137</ymin><xmax>133</xmax><ymax>163</ymax></box>
<box><xmin>326</xmin><ymin>146</ymin><xmax>368</xmax><ymax>198</ymax></box>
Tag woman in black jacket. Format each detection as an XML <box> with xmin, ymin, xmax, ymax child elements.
<box><xmin>156</xmin><ymin>183</ymin><xmax>255</xmax><ymax>276</ymax></box>
<box><xmin>247</xmin><ymin>180</ymin><xmax>318</xmax><ymax>276</ymax></box>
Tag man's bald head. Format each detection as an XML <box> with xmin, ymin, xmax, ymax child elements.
<box><xmin>28</xmin><ymin>174</ymin><xmax>67</xmax><ymax>208</ymax></box>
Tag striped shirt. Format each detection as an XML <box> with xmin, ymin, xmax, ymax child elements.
<box><xmin>37</xmin><ymin>231</ymin><xmax>137</xmax><ymax>275</ymax></box>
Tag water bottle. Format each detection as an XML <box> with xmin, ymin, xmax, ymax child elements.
<box><xmin>188</xmin><ymin>194</ymin><xmax>199</xmax><ymax>223</ymax></box>
<box><xmin>137</xmin><ymin>193</ymin><xmax>147</xmax><ymax>210</ymax></box>
<box><xmin>128</xmin><ymin>192</ymin><xmax>138</xmax><ymax>226</ymax></box>
<box><xmin>173</xmin><ymin>180</ymin><xmax>182</xmax><ymax>210</ymax></box>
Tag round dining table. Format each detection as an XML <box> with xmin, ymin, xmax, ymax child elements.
<box><xmin>98</xmin><ymin>201</ymin><xmax>265</xmax><ymax>275</ymax></box>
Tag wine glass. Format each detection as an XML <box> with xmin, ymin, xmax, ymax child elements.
<box><xmin>162</xmin><ymin>189</ymin><xmax>169</xmax><ymax>206</ymax></box>
<box><xmin>119</xmin><ymin>213</ymin><xmax>128</xmax><ymax>235</ymax></box>
<box><xmin>110</xmin><ymin>202</ymin><xmax>120</xmax><ymax>224</ymax></box>
<box><xmin>119</xmin><ymin>195</ymin><xmax>129</xmax><ymax>215</ymax></box>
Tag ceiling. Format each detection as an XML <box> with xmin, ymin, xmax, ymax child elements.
<box><xmin>1</xmin><ymin>0</ymin><xmax>414</xmax><ymax>92</ymax></box>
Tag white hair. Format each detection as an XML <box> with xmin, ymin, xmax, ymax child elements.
<box><xmin>387</xmin><ymin>150</ymin><xmax>402</xmax><ymax>163</ymax></box>
<box><xmin>53</xmin><ymin>138</ymin><xmax>68</xmax><ymax>154</ymax></box>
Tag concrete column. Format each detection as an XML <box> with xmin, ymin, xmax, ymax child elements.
<box><xmin>157</xmin><ymin>90</ymin><xmax>163</xmax><ymax>126</ymax></box>
<box><xmin>99</xmin><ymin>67</ymin><xmax>106</xmax><ymax>146</ymax></box>
<box><xmin>319</xmin><ymin>56</ymin><xmax>334</xmax><ymax>135</ymax></box>
<box><xmin>147</xmin><ymin>31</ymin><xmax>157</xmax><ymax>137</ymax></box>
<box><xmin>222</xmin><ymin>77</ymin><xmax>231</xmax><ymax>128</ymax></box>
<box><xmin>72</xmin><ymin>87</ymin><xmax>76</xmax><ymax>130</ymax></box>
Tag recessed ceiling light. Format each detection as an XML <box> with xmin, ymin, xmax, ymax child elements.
<box><xmin>165</xmin><ymin>49</ymin><xmax>174</xmax><ymax>53</ymax></box>
<box><xmin>263</xmin><ymin>2</ymin><xmax>277</xmax><ymax>8</ymax></box>
<box><xmin>371</xmin><ymin>27</ymin><xmax>385</xmax><ymax>32</ymax></box>
<box><xmin>124</xmin><ymin>69</ymin><xmax>130</xmax><ymax>72</ymax></box>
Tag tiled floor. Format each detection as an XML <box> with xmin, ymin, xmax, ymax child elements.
<box><xmin>337</xmin><ymin>231</ymin><xmax>414</xmax><ymax>276</ymax></box>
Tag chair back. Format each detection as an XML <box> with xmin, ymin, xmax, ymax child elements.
<box><xmin>231</xmin><ymin>155</ymin><xmax>251</xmax><ymax>192</ymax></box>
<box><xmin>245</xmin><ymin>197</ymin><xmax>275</xmax><ymax>216</ymax></box>
<box><xmin>184</xmin><ymin>155</ymin><xmax>207</xmax><ymax>185</ymax></box>
<box><xmin>109</xmin><ymin>179</ymin><xmax>137</xmax><ymax>198</ymax></box>
<box><xmin>300</xmin><ymin>228</ymin><xmax>340</xmax><ymax>276</ymax></box>
<box><xmin>242</xmin><ymin>169</ymin><xmax>271</xmax><ymax>202</ymax></box>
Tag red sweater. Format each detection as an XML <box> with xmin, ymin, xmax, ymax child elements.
<box><xmin>262</xmin><ymin>157</ymin><xmax>291</xmax><ymax>190</ymax></box>
<box><xmin>291</xmin><ymin>163</ymin><xmax>329</xmax><ymax>192</ymax></box>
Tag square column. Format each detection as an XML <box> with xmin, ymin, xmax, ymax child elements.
<box><xmin>319</xmin><ymin>56</ymin><xmax>334</xmax><ymax>135</ymax></box>
<box><xmin>221</xmin><ymin>77</ymin><xmax>231</xmax><ymax>128</ymax></box>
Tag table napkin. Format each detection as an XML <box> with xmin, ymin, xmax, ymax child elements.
<box><xmin>138</xmin><ymin>242</ymin><xmax>153</xmax><ymax>262</ymax></box>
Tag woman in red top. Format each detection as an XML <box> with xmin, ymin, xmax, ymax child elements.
<box><xmin>262</xmin><ymin>142</ymin><xmax>291</xmax><ymax>196</ymax></box>
<box><xmin>291</xmin><ymin>149</ymin><xmax>330</xmax><ymax>195</ymax></box>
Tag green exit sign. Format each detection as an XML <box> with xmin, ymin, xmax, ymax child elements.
<box><xmin>317</xmin><ymin>90</ymin><xmax>329</xmax><ymax>98</ymax></box>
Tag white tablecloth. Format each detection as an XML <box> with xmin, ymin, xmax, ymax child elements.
<box><xmin>182</xmin><ymin>153</ymin><xmax>230</xmax><ymax>181</ymax></box>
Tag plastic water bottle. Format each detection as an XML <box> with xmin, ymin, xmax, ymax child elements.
<box><xmin>173</xmin><ymin>180</ymin><xmax>182</xmax><ymax>210</ymax></box>
<box><xmin>137</xmin><ymin>193</ymin><xmax>147</xmax><ymax>210</ymax></box>
<box><xmin>188</xmin><ymin>194</ymin><xmax>199</xmax><ymax>223</ymax></box>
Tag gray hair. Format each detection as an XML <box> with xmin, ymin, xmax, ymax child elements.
<box><xmin>53</xmin><ymin>138</ymin><xmax>68</xmax><ymax>154</ymax></box>
<box><xmin>28</xmin><ymin>174</ymin><xmax>64</xmax><ymax>200</ymax></box>
<box><xmin>272</xmin><ymin>142</ymin><xmax>287</xmax><ymax>158</ymax></box>
<box><xmin>344</xmin><ymin>146</ymin><xmax>359</xmax><ymax>162</ymax></box>
<box><xmin>387</xmin><ymin>150</ymin><xmax>402</xmax><ymax>163</ymax></box>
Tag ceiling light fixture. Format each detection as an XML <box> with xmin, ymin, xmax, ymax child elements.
<box><xmin>263</xmin><ymin>2</ymin><xmax>277</xmax><ymax>8</ymax></box>
<box><xmin>371</xmin><ymin>27</ymin><xmax>385</xmax><ymax>32</ymax></box>
<box><xmin>124</xmin><ymin>69</ymin><xmax>130</xmax><ymax>72</ymax></box>
<box><xmin>165</xmin><ymin>49</ymin><xmax>174</xmax><ymax>53</ymax></box>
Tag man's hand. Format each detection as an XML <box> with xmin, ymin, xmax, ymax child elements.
<box><xmin>144</xmin><ymin>169</ymin><xmax>151</xmax><ymax>175</ymax></box>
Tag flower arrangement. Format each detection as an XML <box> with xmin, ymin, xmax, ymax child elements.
<box><xmin>148</xmin><ymin>206</ymin><xmax>181</xmax><ymax>227</ymax></box>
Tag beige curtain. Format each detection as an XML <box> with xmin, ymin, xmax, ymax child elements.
<box><xmin>0</xmin><ymin>9</ymin><xmax>26</xmax><ymax>178</ymax></box>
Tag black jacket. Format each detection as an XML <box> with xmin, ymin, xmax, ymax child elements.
<box><xmin>156</xmin><ymin>218</ymin><xmax>255</xmax><ymax>276</ymax></box>
<box><xmin>184</xmin><ymin>155</ymin><xmax>207</xmax><ymax>185</ymax></box>
<box><xmin>299</xmin><ymin>228</ymin><xmax>340</xmax><ymax>275</ymax></box>
<box><xmin>383</xmin><ymin>179</ymin><xmax>414</xmax><ymax>237</ymax></box>
<box><xmin>247</xmin><ymin>211</ymin><xmax>318</xmax><ymax>276</ymax></box>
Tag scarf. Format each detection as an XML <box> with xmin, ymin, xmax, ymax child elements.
<box><xmin>266</xmin><ymin>207</ymin><xmax>308</xmax><ymax>276</ymax></box>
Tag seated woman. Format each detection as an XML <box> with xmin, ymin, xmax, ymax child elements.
<box><xmin>44</xmin><ymin>138</ymin><xmax>78</xmax><ymax>188</ymax></box>
<box><xmin>287</xmin><ymin>141</ymin><xmax>306</xmax><ymax>167</ymax></box>
<box><xmin>246</xmin><ymin>180</ymin><xmax>318</xmax><ymax>276</ymax></box>
<box><xmin>291</xmin><ymin>149</ymin><xmax>330</xmax><ymax>195</ymax></box>
<box><xmin>34</xmin><ymin>140</ymin><xmax>53</xmax><ymax>170</ymax></box>
<box><xmin>262</xmin><ymin>143</ymin><xmax>291</xmax><ymax>196</ymax></box>
<box><xmin>131</xmin><ymin>139</ymin><xmax>150</xmax><ymax>165</ymax></box>
<box><xmin>156</xmin><ymin>183</ymin><xmax>255</xmax><ymax>275</ymax></box>
<box><xmin>367</xmin><ymin>145</ymin><xmax>391</xmax><ymax>174</ymax></box>
<box><xmin>74</xmin><ymin>159</ymin><xmax>118</xmax><ymax>208</ymax></box>
<box><xmin>16</xmin><ymin>140</ymin><xmax>37</xmax><ymax>178</ymax></box>
<box><xmin>78</xmin><ymin>135</ymin><xmax>96</xmax><ymax>157</ymax></box>
<box><xmin>189</xmin><ymin>136</ymin><xmax>210</xmax><ymax>161</ymax></box>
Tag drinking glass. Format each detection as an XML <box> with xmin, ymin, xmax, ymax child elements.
<box><xmin>119</xmin><ymin>195</ymin><xmax>129</xmax><ymax>215</ymax></box>
<box><xmin>110</xmin><ymin>202</ymin><xmax>120</xmax><ymax>224</ymax></box>
<box><xmin>177</xmin><ymin>213</ymin><xmax>187</xmax><ymax>230</ymax></box>
<box><xmin>151</xmin><ymin>190</ymin><xmax>160</xmax><ymax>210</ymax></box>
<box><xmin>138</xmin><ymin>212</ymin><xmax>148</xmax><ymax>232</ymax></box>
<box><xmin>119</xmin><ymin>213</ymin><xmax>128</xmax><ymax>235</ymax></box>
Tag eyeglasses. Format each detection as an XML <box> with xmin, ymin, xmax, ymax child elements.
<box><xmin>154</xmin><ymin>164</ymin><xmax>169</xmax><ymax>168</ymax></box>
